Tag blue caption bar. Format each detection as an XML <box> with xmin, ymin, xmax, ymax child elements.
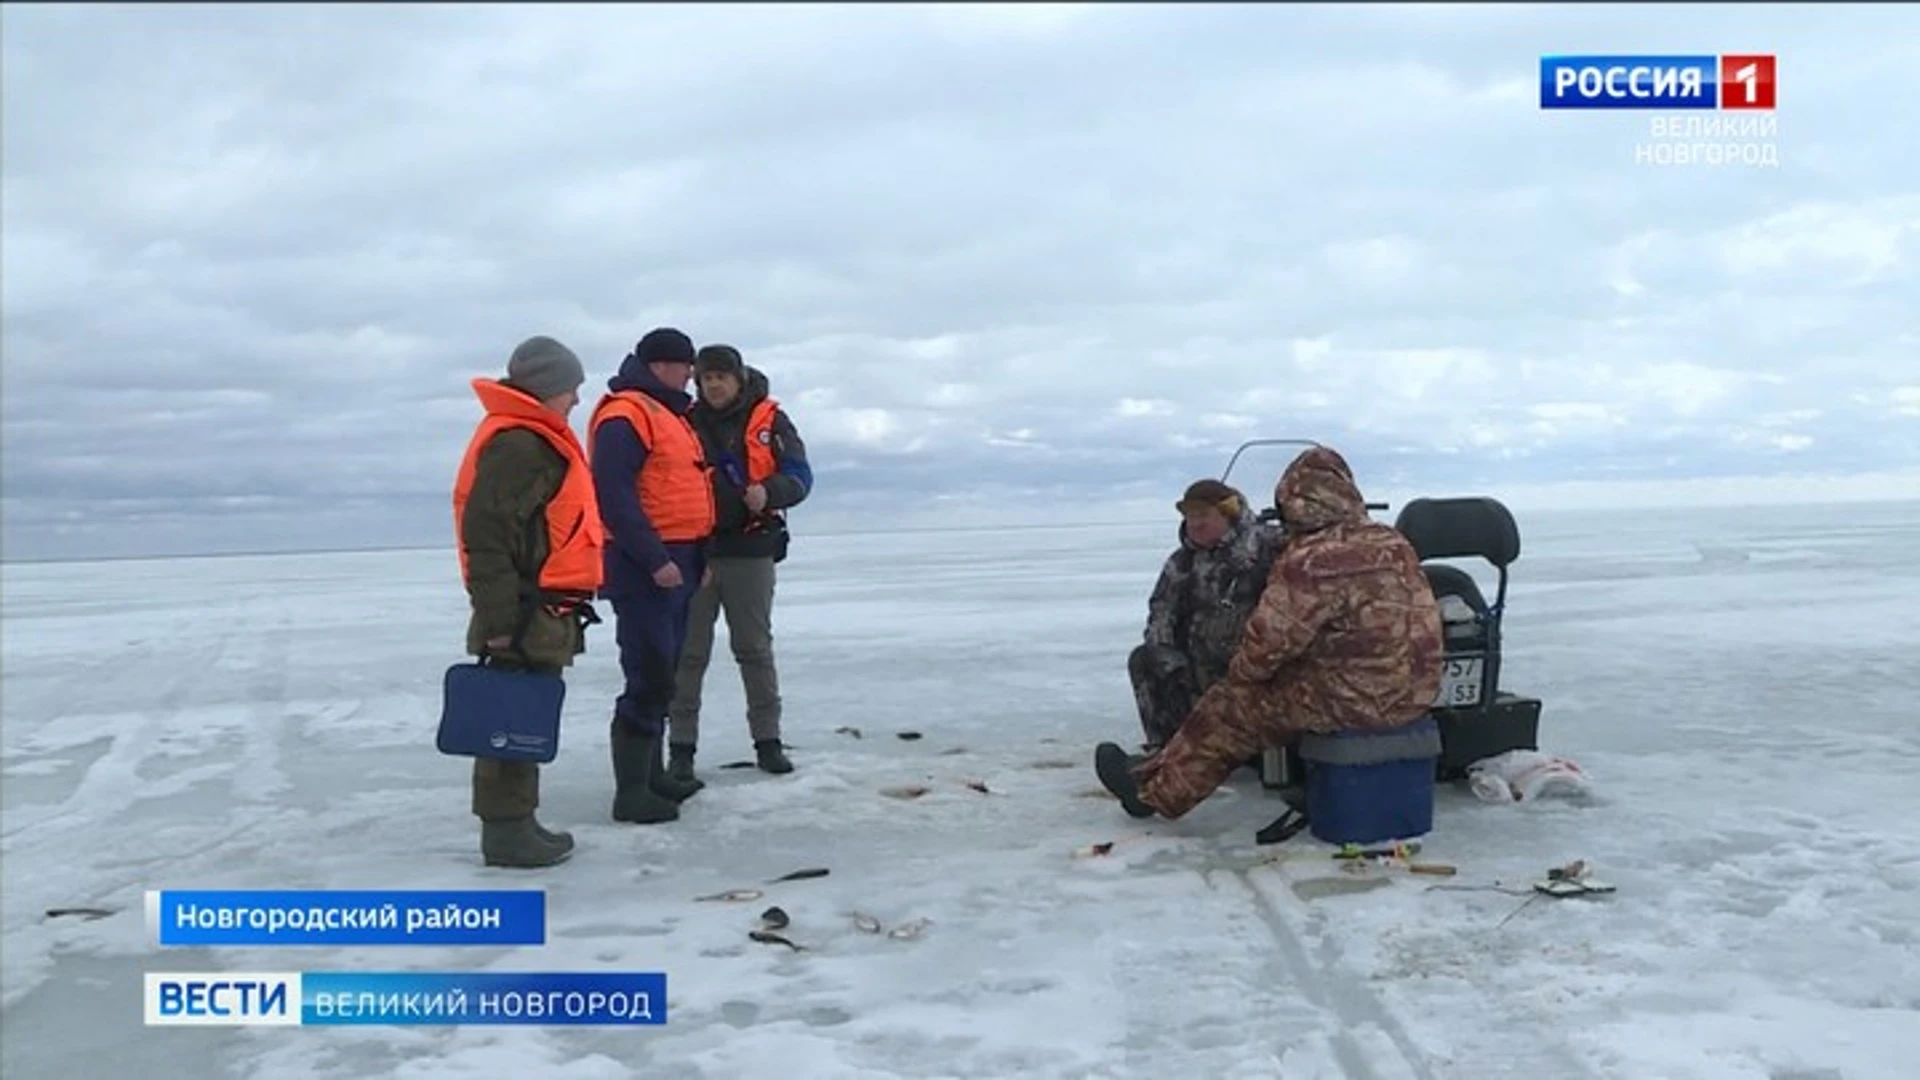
<box><xmin>302</xmin><ymin>971</ymin><xmax>666</xmax><ymax>1025</ymax></box>
<box><xmin>1540</xmin><ymin>54</ymin><xmax>1719</xmax><ymax>109</ymax></box>
<box><xmin>149</xmin><ymin>890</ymin><xmax>545</xmax><ymax>946</ymax></box>
<box><xmin>143</xmin><ymin>971</ymin><xmax>667</xmax><ymax>1026</ymax></box>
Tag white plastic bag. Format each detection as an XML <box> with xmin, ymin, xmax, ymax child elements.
<box><xmin>1465</xmin><ymin>749</ymin><xmax>1592</xmax><ymax>802</ymax></box>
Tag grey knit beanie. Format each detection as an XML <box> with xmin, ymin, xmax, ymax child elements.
<box><xmin>506</xmin><ymin>336</ymin><xmax>586</xmax><ymax>400</ymax></box>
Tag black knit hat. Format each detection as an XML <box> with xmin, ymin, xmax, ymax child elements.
<box><xmin>634</xmin><ymin>327</ymin><xmax>695</xmax><ymax>366</ymax></box>
<box><xmin>695</xmin><ymin>344</ymin><xmax>744</xmax><ymax>377</ymax></box>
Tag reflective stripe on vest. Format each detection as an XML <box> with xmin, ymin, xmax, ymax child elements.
<box><xmin>453</xmin><ymin>378</ymin><xmax>606</xmax><ymax>596</ymax></box>
<box><xmin>589</xmin><ymin>390</ymin><xmax>717</xmax><ymax>544</ymax></box>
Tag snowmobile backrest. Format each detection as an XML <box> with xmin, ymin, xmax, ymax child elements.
<box><xmin>1393</xmin><ymin>498</ymin><xmax>1520</xmax><ymax>568</ymax></box>
<box><xmin>1395</xmin><ymin>496</ymin><xmax>1520</xmax><ymax>614</ymax></box>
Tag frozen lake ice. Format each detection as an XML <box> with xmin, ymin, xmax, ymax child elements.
<box><xmin>3</xmin><ymin>499</ymin><xmax>1918</xmax><ymax>1078</ymax></box>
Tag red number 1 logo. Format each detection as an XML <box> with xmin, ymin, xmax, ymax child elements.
<box><xmin>1720</xmin><ymin>54</ymin><xmax>1777</xmax><ymax>109</ymax></box>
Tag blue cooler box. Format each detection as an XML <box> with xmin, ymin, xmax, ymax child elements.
<box><xmin>1299</xmin><ymin>714</ymin><xmax>1441</xmax><ymax>845</ymax></box>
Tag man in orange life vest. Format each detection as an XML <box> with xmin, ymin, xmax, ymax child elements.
<box><xmin>588</xmin><ymin>327</ymin><xmax>717</xmax><ymax>825</ymax></box>
<box><xmin>452</xmin><ymin>336</ymin><xmax>604</xmax><ymax>868</ymax></box>
<box><xmin>666</xmin><ymin>344</ymin><xmax>814</xmax><ymax>782</ymax></box>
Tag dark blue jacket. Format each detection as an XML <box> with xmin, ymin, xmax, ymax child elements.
<box><xmin>591</xmin><ymin>353</ymin><xmax>705</xmax><ymax>599</ymax></box>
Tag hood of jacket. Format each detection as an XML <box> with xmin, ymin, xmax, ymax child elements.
<box><xmin>607</xmin><ymin>351</ymin><xmax>693</xmax><ymax>412</ymax></box>
<box><xmin>1275</xmin><ymin>446</ymin><xmax>1368</xmax><ymax>534</ymax></box>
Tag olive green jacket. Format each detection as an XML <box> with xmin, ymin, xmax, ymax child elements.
<box><xmin>461</xmin><ymin>428</ymin><xmax>586</xmax><ymax>671</ymax></box>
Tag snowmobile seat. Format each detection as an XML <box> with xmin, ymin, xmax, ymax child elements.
<box><xmin>1393</xmin><ymin>497</ymin><xmax>1542</xmax><ymax>780</ymax></box>
<box><xmin>1422</xmin><ymin>563</ymin><xmax>1489</xmax><ymax>617</ymax></box>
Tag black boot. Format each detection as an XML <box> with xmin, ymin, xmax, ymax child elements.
<box><xmin>755</xmin><ymin>739</ymin><xmax>793</xmax><ymax>774</ymax></box>
<box><xmin>650</xmin><ymin>738</ymin><xmax>703</xmax><ymax>801</ymax></box>
<box><xmin>610</xmin><ymin>722</ymin><xmax>678</xmax><ymax>824</ymax></box>
<box><xmin>667</xmin><ymin>743</ymin><xmax>702</xmax><ymax>786</ymax></box>
<box><xmin>1095</xmin><ymin>742</ymin><xmax>1155</xmax><ymax>818</ymax></box>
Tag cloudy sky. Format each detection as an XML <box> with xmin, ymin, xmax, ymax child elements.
<box><xmin>3</xmin><ymin>3</ymin><xmax>1916</xmax><ymax>560</ymax></box>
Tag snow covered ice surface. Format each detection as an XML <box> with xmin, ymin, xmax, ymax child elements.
<box><xmin>4</xmin><ymin>500</ymin><xmax>1919</xmax><ymax>1080</ymax></box>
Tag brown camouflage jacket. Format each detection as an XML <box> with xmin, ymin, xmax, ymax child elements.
<box><xmin>1143</xmin><ymin>511</ymin><xmax>1285</xmax><ymax>690</ymax></box>
<box><xmin>1223</xmin><ymin>446</ymin><xmax>1443</xmax><ymax>729</ymax></box>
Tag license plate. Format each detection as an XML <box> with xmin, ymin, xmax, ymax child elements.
<box><xmin>1435</xmin><ymin>657</ymin><xmax>1483</xmax><ymax>708</ymax></box>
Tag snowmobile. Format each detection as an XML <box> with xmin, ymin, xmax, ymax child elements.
<box><xmin>1215</xmin><ymin>439</ymin><xmax>1543</xmax><ymax>788</ymax></box>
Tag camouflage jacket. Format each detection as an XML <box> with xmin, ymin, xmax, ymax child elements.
<box><xmin>1224</xmin><ymin>446</ymin><xmax>1443</xmax><ymax>730</ymax></box>
<box><xmin>1142</xmin><ymin>512</ymin><xmax>1285</xmax><ymax>690</ymax></box>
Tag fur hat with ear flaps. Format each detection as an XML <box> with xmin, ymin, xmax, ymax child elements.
<box><xmin>1175</xmin><ymin>478</ymin><xmax>1246</xmax><ymax>520</ymax></box>
<box><xmin>695</xmin><ymin>344</ymin><xmax>744</xmax><ymax>377</ymax></box>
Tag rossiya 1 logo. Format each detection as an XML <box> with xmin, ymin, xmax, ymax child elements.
<box><xmin>1538</xmin><ymin>53</ymin><xmax>1779</xmax><ymax>168</ymax></box>
<box><xmin>1539</xmin><ymin>54</ymin><xmax>1776</xmax><ymax>110</ymax></box>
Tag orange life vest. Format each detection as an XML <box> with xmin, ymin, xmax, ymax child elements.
<box><xmin>741</xmin><ymin>397</ymin><xmax>784</xmax><ymax>532</ymax></box>
<box><xmin>453</xmin><ymin>378</ymin><xmax>606</xmax><ymax>597</ymax></box>
<box><xmin>589</xmin><ymin>389</ymin><xmax>717</xmax><ymax>544</ymax></box>
<box><xmin>743</xmin><ymin>397</ymin><xmax>779</xmax><ymax>484</ymax></box>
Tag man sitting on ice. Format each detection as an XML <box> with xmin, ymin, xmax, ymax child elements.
<box><xmin>1128</xmin><ymin>478</ymin><xmax>1283</xmax><ymax>755</ymax></box>
<box><xmin>1096</xmin><ymin>446</ymin><xmax>1444</xmax><ymax>824</ymax></box>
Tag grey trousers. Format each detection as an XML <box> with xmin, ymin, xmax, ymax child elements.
<box><xmin>668</xmin><ymin>556</ymin><xmax>781</xmax><ymax>746</ymax></box>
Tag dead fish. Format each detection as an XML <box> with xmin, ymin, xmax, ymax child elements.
<box><xmin>748</xmin><ymin>929</ymin><xmax>805</xmax><ymax>951</ymax></box>
<box><xmin>896</xmin><ymin>731</ymin><xmax>923</xmax><ymax>741</ymax></box>
<box><xmin>938</xmin><ymin>746</ymin><xmax>969</xmax><ymax>756</ymax></box>
<box><xmin>721</xmin><ymin>760</ymin><xmax>757</xmax><ymax>770</ymax></box>
<box><xmin>1071</xmin><ymin>842</ymin><xmax>1115</xmax><ymax>859</ymax></box>
<box><xmin>695</xmin><ymin>889</ymin><xmax>764</xmax><ymax>902</ymax></box>
<box><xmin>768</xmin><ymin>867</ymin><xmax>830</xmax><ymax>883</ymax></box>
<box><xmin>44</xmin><ymin>907</ymin><xmax>117</xmax><ymax>921</ymax></box>
<box><xmin>1075</xmin><ymin>788</ymin><xmax>1117</xmax><ymax>799</ymax></box>
<box><xmin>758</xmin><ymin>906</ymin><xmax>790</xmax><ymax>930</ymax></box>
<box><xmin>1029</xmin><ymin>760</ymin><xmax>1077</xmax><ymax>770</ymax></box>
<box><xmin>834</xmin><ymin>726</ymin><xmax>863</xmax><ymax>739</ymax></box>
<box><xmin>964</xmin><ymin>780</ymin><xmax>991</xmax><ymax>795</ymax></box>
<box><xmin>1549</xmin><ymin>859</ymin><xmax>1589</xmax><ymax>882</ymax></box>
<box><xmin>887</xmin><ymin>917</ymin><xmax>931</xmax><ymax>940</ymax></box>
<box><xmin>851</xmin><ymin>913</ymin><xmax>882</xmax><ymax>934</ymax></box>
<box><xmin>880</xmin><ymin>785</ymin><xmax>930</xmax><ymax>800</ymax></box>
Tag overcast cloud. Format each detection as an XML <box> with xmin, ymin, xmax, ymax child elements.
<box><xmin>3</xmin><ymin>3</ymin><xmax>1917</xmax><ymax>560</ymax></box>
